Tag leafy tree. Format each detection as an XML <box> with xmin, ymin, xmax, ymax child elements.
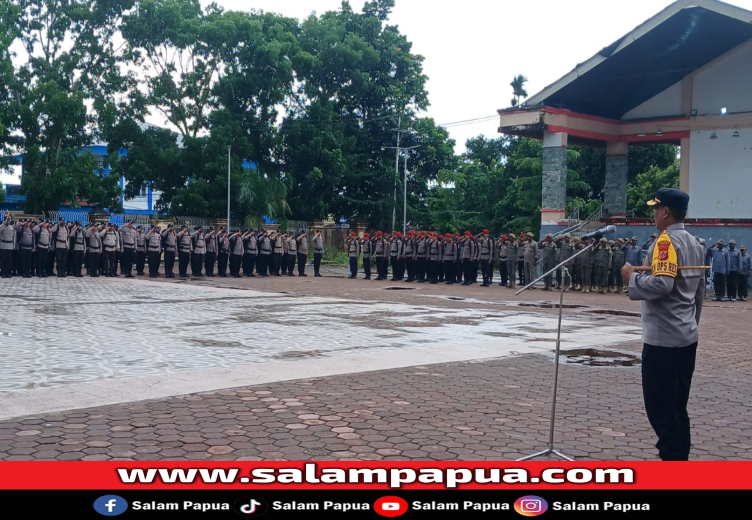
<box><xmin>9</xmin><ymin>0</ymin><xmax>131</xmax><ymax>213</ymax></box>
<box><xmin>627</xmin><ymin>160</ymin><xmax>679</xmax><ymax>218</ymax></box>
<box><xmin>510</xmin><ymin>74</ymin><xmax>528</xmax><ymax>107</ymax></box>
<box><xmin>282</xmin><ymin>0</ymin><xmax>429</xmax><ymax>229</ymax></box>
<box><xmin>0</xmin><ymin>1</ymin><xmax>19</xmax><ymax>171</ymax></box>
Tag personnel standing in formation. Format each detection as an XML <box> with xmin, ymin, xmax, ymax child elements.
<box><xmin>84</xmin><ymin>223</ymin><xmax>102</xmax><ymax>277</ymax></box>
<box><xmin>205</xmin><ymin>227</ymin><xmax>217</xmax><ymax>277</ymax></box>
<box><xmin>69</xmin><ymin>222</ymin><xmax>85</xmax><ymax>278</ymax></box>
<box><xmin>101</xmin><ymin>223</ymin><xmax>119</xmax><ymax>277</ymax></box>
<box><xmin>286</xmin><ymin>230</ymin><xmax>298</xmax><ymax>276</ymax></box>
<box><xmin>257</xmin><ymin>230</ymin><xmax>271</xmax><ymax>276</ymax></box>
<box><xmin>297</xmin><ymin>230</ymin><xmax>308</xmax><ymax>277</ymax></box>
<box><xmin>739</xmin><ymin>245</ymin><xmax>751</xmax><ymax>302</ymax></box>
<box><xmin>243</xmin><ymin>230</ymin><xmax>257</xmax><ymax>277</ymax></box>
<box><xmin>175</xmin><ymin>225</ymin><xmax>190</xmax><ymax>277</ymax></box>
<box><xmin>120</xmin><ymin>221</ymin><xmax>137</xmax><ymax>278</ymax></box>
<box><xmin>622</xmin><ymin>188</ymin><xmax>704</xmax><ymax>461</ymax></box>
<box><xmin>346</xmin><ymin>232</ymin><xmax>359</xmax><ymax>279</ymax></box>
<box><xmin>593</xmin><ymin>237</ymin><xmax>611</xmax><ymax>294</ymax></box>
<box><xmin>217</xmin><ymin>229</ymin><xmax>230</xmax><ymax>277</ymax></box>
<box><xmin>312</xmin><ymin>230</ymin><xmax>324</xmax><ymax>277</ymax></box>
<box><xmin>523</xmin><ymin>233</ymin><xmax>537</xmax><ymax>289</ymax></box>
<box><xmin>135</xmin><ymin>226</ymin><xmax>147</xmax><ymax>275</ymax></box>
<box><xmin>541</xmin><ymin>234</ymin><xmax>557</xmax><ymax>291</ymax></box>
<box><xmin>708</xmin><ymin>239</ymin><xmax>728</xmax><ymax>301</ymax></box>
<box><xmin>50</xmin><ymin>219</ymin><xmax>69</xmax><ymax>277</ymax></box>
<box><xmin>229</xmin><ymin>229</ymin><xmax>244</xmax><ymax>278</ymax></box>
<box><xmin>191</xmin><ymin>226</ymin><xmax>206</xmax><ymax>277</ymax></box>
<box><xmin>161</xmin><ymin>224</ymin><xmax>177</xmax><ymax>278</ymax></box>
<box><xmin>146</xmin><ymin>226</ymin><xmax>163</xmax><ymax>278</ymax></box>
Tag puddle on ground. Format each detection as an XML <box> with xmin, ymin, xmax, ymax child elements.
<box><xmin>518</xmin><ymin>302</ymin><xmax>588</xmax><ymax>309</ymax></box>
<box><xmin>189</xmin><ymin>339</ymin><xmax>245</xmax><ymax>348</ymax></box>
<box><xmin>561</xmin><ymin>348</ymin><xmax>641</xmax><ymax>367</ymax></box>
<box><xmin>585</xmin><ymin>309</ymin><xmax>641</xmax><ymax>318</ymax></box>
<box><xmin>382</xmin><ymin>287</ymin><xmax>417</xmax><ymax>291</ymax></box>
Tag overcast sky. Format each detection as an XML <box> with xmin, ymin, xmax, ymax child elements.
<box><xmin>204</xmin><ymin>0</ymin><xmax>752</xmax><ymax>153</ymax></box>
<box><xmin>4</xmin><ymin>0</ymin><xmax>752</xmax><ymax>186</ymax></box>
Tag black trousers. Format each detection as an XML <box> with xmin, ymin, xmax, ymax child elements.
<box><xmin>362</xmin><ymin>257</ymin><xmax>370</xmax><ymax>278</ymax></box>
<box><xmin>349</xmin><ymin>257</ymin><xmax>358</xmax><ymax>278</ymax></box>
<box><xmin>148</xmin><ymin>250</ymin><xmax>161</xmax><ymax>276</ymax></box>
<box><xmin>136</xmin><ymin>251</ymin><xmax>147</xmax><ymax>275</ymax></box>
<box><xmin>178</xmin><ymin>251</ymin><xmax>190</xmax><ymax>276</ymax></box>
<box><xmin>258</xmin><ymin>254</ymin><xmax>270</xmax><ymax>275</ymax></box>
<box><xmin>481</xmin><ymin>261</ymin><xmax>492</xmax><ymax>284</ymax></box>
<box><xmin>19</xmin><ymin>249</ymin><xmax>32</xmax><ymax>277</ymax></box>
<box><xmin>499</xmin><ymin>261</ymin><xmax>508</xmax><ymax>285</ymax></box>
<box><xmin>71</xmin><ymin>250</ymin><xmax>83</xmax><ymax>277</ymax></box>
<box><xmin>218</xmin><ymin>253</ymin><xmax>229</xmax><ymax>276</ymax></box>
<box><xmin>103</xmin><ymin>250</ymin><xmax>116</xmax><ymax>276</ymax></box>
<box><xmin>242</xmin><ymin>253</ymin><xmax>252</xmax><ymax>275</ymax></box>
<box><xmin>191</xmin><ymin>253</ymin><xmax>204</xmax><ymax>275</ymax></box>
<box><xmin>37</xmin><ymin>248</ymin><xmax>49</xmax><ymax>277</ymax></box>
<box><xmin>164</xmin><ymin>251</ymin><xmax>175</xmax><ymax>276</ymax></box>
<box><xmin>727</xmin><ymin>271</ymin><xmax>738</xmax><ymax>298</ymax></box>
<box><xmin>230</xmin><ymin>254</ymin><xmax>242</xmax><ymax>277</ymax></box>
<box><xmin>518</xmin><ymin>260</ymin><xmax>525</xmax><ymax>285</ymax></box>
<box><xmin>642</xmin><ymin>342</ymin><xmax>698</xmax><ymax>461</ymax></box>
<box><xmin>88</xmin><ymin>252</ymin><xmax>100</xmax><ymax>276</ymax></box>
<box><xmin>314</xmin><ymin>253</ymin><xmax>323</xmax><ymax>276</ymax></box>
<box><xmin>298</xmin><ymin>253</ymin><xmax>306</xmax><ymax>275</ymax></box>
<box><xmin>444</xmin><ymin>261</ymin><xmax>455</xmax><ymax>283</ymax></box>
<box><xmin>738</xmin><ymin>273</ymin><xmax>748</xmax><ymax>299</ymax></box>
<box><xmin>427</xmin><ymin>259</ymin><xmax>437</xmax><ymax>282</ymax></box>
<box><xmin>246</xmin><ymin>254</ymin><xmax>256</xmax><ymax>276</ymax></box>
<box><xmin>713</xmin><ymin>272</ymin><xmax>726</xmax><ymax>298</ymax></box>
<box><xmin>271</xmin><ymin>253</ymin><xmax>282</xmax><ymax>275</ymax></box>
<box><xmin>416</xmin><ymin>257</ymin><xmax>426</xmax><ymax>281</ymax></box>
<box><xmin>287</xmin><ymin>253</ymin><xmax>296</xmax><ymax>274</ymax></box>
<box><xmin>0</xmin><ymin>248</ymin><xmax>12</xmax><ymax>277</ymax></box>
<box><xmin>56</xmin><ymin>248</ymin><xmax>68</xmax><ymax>277</ymax></box>
<box><xmin>122</xmin><ymin>248</ymin><xmax>134</xmax><ymax>276</ymax></box>
<box><xmin>405</xmin><ymin>258</ymin><xmax>414</xmax><ymax>280</ymax></box>
<box><xmin>205</xmin><ymin>251</ymin><xmax>216</xmax><ymax>276</ymax></box>
<box><xmin>390</xmin><ymin>256</ymin><xmax>399</xmax><ymax>279</ymax></box>
<box><xmin>437</xmin><ymin>260</ymin><xmax>444</xmax><ymax>282</ymax></box>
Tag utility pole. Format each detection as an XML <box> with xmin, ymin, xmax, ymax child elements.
<box><xmin>391</xmin><ymin>116</ymin><xmax>402</xmax><ymax>232</ymax></box>
<box><xmin>227</xmin><ymin>145</ymin><xmax>231</xmax><ymax>229</ymax></box>
<box><xmin>400</xmin><ymin>145</ymin><xmax>421</xmax><ymax>236</ymax></box>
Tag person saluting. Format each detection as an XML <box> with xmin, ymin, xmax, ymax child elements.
<box><xmin>621</xmin><ymin>188</ymin><xmax>705</xmax><ymax>461</ymax></box>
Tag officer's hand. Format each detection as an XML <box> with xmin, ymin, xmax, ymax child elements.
<box><xmin>621</xmin><ymin>262</ymin><xmax>636</xmax><ymax>283</ymax></box>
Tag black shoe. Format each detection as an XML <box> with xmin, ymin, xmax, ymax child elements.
<box><xmin>300</xmin><ymin>273</ymin><xmax>307</xmax><ymax>277</ymax></box>
<box><xmin>316</xmin><ymin>274</ymin><xmax>323</xmax><ymax>277</ymax></box>
<box><xmin>76</xmin><ymin>275</ymin><xmax>84</xmax><ymax>278</ymax></box>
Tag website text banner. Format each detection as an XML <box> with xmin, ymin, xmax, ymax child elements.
<box><xmin>0</xmin><ymin>462</ymin><xmax>750</xmax><ymax>490</ymax></box>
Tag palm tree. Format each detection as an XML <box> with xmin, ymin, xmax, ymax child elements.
<box><xmin>510</xmin><ymin>74</ymin><xmax>529</xmax><ymax>107</ymax></box>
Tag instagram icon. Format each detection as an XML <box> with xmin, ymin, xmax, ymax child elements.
<box><xmin>514</xmin><ymin>495</ymin><xmax>549</xmax><ymax>517</ymax></box>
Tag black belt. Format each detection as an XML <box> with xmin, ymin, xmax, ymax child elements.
<box><xmin>315</xmin><ymin>249</ymin><xmax>323</xmax><ymax>253</ymax></box>
<box><xmin>148</xmin><ymin>248</ymin><xmax>160</xmax><ymax>251</ymax></box>
<box><xmin>124</xmin><ymin>243</ymin><xmax>135</xmax><ymax>247</ymax></box>
<box><xmin>1</xmin><ymin>239</ymin><xmax>13</xmax><ymax>243</ymax></box>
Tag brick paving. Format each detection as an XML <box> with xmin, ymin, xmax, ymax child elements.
<box><xmin>0</xmin><ymin>272</ymin><xmax>750</xmax><ymax>461</ymax></box>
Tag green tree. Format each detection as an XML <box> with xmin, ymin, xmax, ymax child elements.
<box><xmin>282</xmin><ymin>0</ymin><xmax>429</xmax><ymax>228</ymax></box>
<box><xmin>0</xmin><ymin>1</ymin><xmax>20</xmax><ymax>171</ymax></box>
<box><xmin>510</xmin><ymin>74</ymin><xmax>528</xmax><ymax>107</ymax></box>
<box><xmin>627</xmin><ymin>161</ymin><xmax>679</xmax><ymax>218</ymax></box>
<box><xmin>10</xmin><ymin>0</ymin><xmax>130</xmax><ymax>213</ymax></box>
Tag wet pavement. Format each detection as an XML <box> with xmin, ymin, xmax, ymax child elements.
<box><xmin>0</xmin><ymin>272</ymin><xmax>750</xmax><ymax>461</ymax></box>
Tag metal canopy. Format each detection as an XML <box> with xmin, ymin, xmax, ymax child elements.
<box><xmin>525</xmin><ymin>3</ymin><xmax>752</xmax><ymax>120</ymax></box>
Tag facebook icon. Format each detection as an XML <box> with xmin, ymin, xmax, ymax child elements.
<box><xmin>93</xmin><ymin>495</ymin><xmax>128</xmax><ymax>516</ymax></box>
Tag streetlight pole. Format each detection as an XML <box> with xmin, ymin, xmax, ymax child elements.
<box><xmin>391</xmin><ymin>116</ymin><xmax>402</xmax><ymax>232</ymax></box>
<box><xmin>227</xmin><ymin>145</ymin><xmax>231</xmax><ymax>229</ymax></box>
<box><xmin>400</xmin><ymin>145</ymin><xmax>421</xmax><ymax>236</ymax></box>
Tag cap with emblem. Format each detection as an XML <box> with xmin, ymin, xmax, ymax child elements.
<box><xmin>564</xmin><ymin>233</ymin><xmax>571</xmax><ymax>239</ymax></box>
<box><xmin>646</xmin><ymin>188</ymin><xmax>689</xmax><ymax>211</ymax></box>
<box><xmin>509</xmin><ymin>233</ymin><xmax>516</xmax><ymax>239</ymax></box>
<box><xmin>718</xmin><ymin>239</ymin><xmax>724</xmax><ymax>245</ymax></box>
<box><xmin>545</xmin><ymin>233</ymin><xmax>553</xmax><ymax>239</ymax></box>
<box><xmin>526</xmin><ymin>232</ymin><xmax>534</xmax><ymax>238</ymax></box>
<box><xmin>632</xmin><ymin>236</ymin><xmax>638</xmax><ymax>241</ymax></box>
<box><xmin>741</xmin><ymin>244</ymin><xmax>746</xmax><ymax>249</ymax></box>
<box><xmin>730</xmin><ymin>239</ymin><xmax>736</xmax><ymax>244</ymax></box>
<box><xmin>600</xmin><ymin>237</ymin><xmax>607</xmax><ymax>243</ymax></box>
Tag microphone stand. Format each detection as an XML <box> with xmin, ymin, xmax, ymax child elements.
<box><xmin>514</xmin><ymin>241</ymin><xmax>597</xmax><ymax>462</ymax></box>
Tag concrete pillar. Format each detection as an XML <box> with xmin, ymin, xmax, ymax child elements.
<box><xmin>541</xmin><ymin>131</ymin><xmax>568</xmax><ymax>226</ymax></box>
<box><xmin>604</xmin><ymin>141</ymin><xmax>628</xmax><ymax>218</ymax></box>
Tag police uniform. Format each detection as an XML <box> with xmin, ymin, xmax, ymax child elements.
<box><xmin>442</xmin><ymin>234</ymin><xmax>458</xmax><ymax>284</ymax></box>
<box><xmin>346</xmin><ymin>233</ymin><xmax>360</xmax><ymax>279</ymax></box>
<box><xmin>506</xmin><ymin>235</ymin><xmax>517</xmax><ymax>288</ymax></box>
<box><xmin>204</xmin><ymin>228</ymin><xmax>217</xmax><ymax>277</ymax></box>
<box><xmin>230</xmin><ymin>231</ymin><xmax>245</xmax><ymax>277</ymax></box>
<box><xmin>496</xmin><ymin>236</ymin><xmax>509</xmax><ymax>287</ymax></box>
<box><xmin>556</xmin><ymin>234</ymin><xmax>574</xmax><ymax>291</ymax></box>
<box><xmin>415</xmin><ymin>233</ymin><xmax>427</xmax><ymax>282</ymax></box>
<box><xmin>360</xmin><ymin>233</ymin><xmax>372</xmax><ymax>279</ymax></box>
<box><xmin>739</xmin><ymin>246</ymin><xmax>750</xmax><ymax>301</ymax></box>
<box><xmin>287</xmin><ymin>232</ymin><xmax>298</xmax><ymax>276</ymax></box>
<box><xmin>726</xmin><ymin>239</ymin><xmax>741</xmax><ymax>301</ymax></box>
<box><xmin>17</xmin><ymin>223</ymin><xmax>35</xmax><ymax>278</ymax></box>
<box><xmin>217</xmin><ymin>232</ymin><xmax>230</xmax><ymax>277</ymax></box>
<box><xmin>50</xmin><ymin>220</ymin><xmax>70</xmax><ymax>277</ymax></box>
<box><xmin>161</xmin><ymin>226</ymin><xmax>177</xmax><ymax>278</ymax></box>
<box><xmin>627</xmin><ymin>188</ymin><xmax>704</xmax><ymax>461</ymax></box>
<box><xmin>190</xmin><ymin>228</ymin><xmax>206</xmax><ymax>276</ymax></box>
<box><xmin>297</xmin><ymin>232</ymin><xmax>308</xmax><ymax>276</ymax></box>
<box><xmin>257</xmin><ymin>231</ymin><xmax>271</xmax><ymax>276</ymax></box>
<box><xmin>404</xmin><ymin>231</ymin><xmax>415</xmax><ymax>282</ymax></box>
<box><xmin>579</xmin><ymin>239</ymin><xmax>594</xmax><ymax>293</ymax></box>
<box><xmin>85</xmin><ymin>225</ymin><xmax>102</xmax><ymax>276</ymax></box>
<box><xmin>69</xmin><ymin>224</ymin><xmax>86</xmax><ymax>277</ymax></box>
<box><xmin>478</xmin><ymin>232</ymin><xmax>493</xmax><ymax>287</ymax></box>
<box><xmin>460</xmin><ymin>233</ymin><xmax>474</xmax><ymax>285</ymax></box>
<box><xmin>312</xmin><ymin>232</ymin><xmax>324</xmax><ymax>277</ymax></box>
<box><xmin>594</xmin><ymin>237</ymin><xmax>611</xmax><ymax>293</ymax></box>
<box><xmin>136</xmin><ymin>228</ymin><xmax>147</xmax><ymax>275</ymax></box>
<box><xmin>242</xmin><ymin>231</ymin><xmax>257</xmax><ymax>276</ymax></box>
<box><xmin>610</xmin><ymin>240</ymin><xmax>626</xmax><ymax>293</ymax></box>
<box><xmin>100</xmin><ymin>225</ymin><xmax>119</xmax><ymax>277</ymax></box>
<box><xmin>390</xmin><ymin>233</ymin><xmax>404</xmax><ymax>281</ymax></box>
<box><xmin>541</xmin><ymin>234</ymin><xmax>557</xmax><ymax>291</ymax></box>
<box><xmin>523</xmin><ymin>233</ymin><xmax>537</xmax><ymax>288</ymax></box>
<box><xmin>34</xmin><ymin>222</ymin><xmax>52</xmax><ymax>277</ymax></box>
<box><xmin>120</xmin><ymin>223</ymin><xmax>137</xmax><ymax>277</ymax></box>
<box><xmin>709</xmin><ymin>240</ymin><xmax>728</xmax><ymax>300</ymax></box>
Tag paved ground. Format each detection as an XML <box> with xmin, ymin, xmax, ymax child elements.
<box><xmin>0</xmin><ymin>269</ymin><xmax>750</xmax><ymax>461</ymax></box>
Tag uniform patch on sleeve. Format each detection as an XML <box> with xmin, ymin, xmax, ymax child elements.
<box><xmin>651</xmin><ymin>232</ymin><xmax>678</xmax><ymax>278</ymax></box>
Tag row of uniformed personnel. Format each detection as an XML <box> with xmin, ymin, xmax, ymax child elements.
<box><xmin>0</xmin><ymin>215</ymin><xmax>324</xmax><ymax>280</ymax></box>
<box><xmin>342</xmin><ymin>229</ymin><xmax>644</xmax><ymax>294</ymax></box>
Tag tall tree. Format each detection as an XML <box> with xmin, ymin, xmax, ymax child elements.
<box><xmin>0</xmin><ymin>1</ymin><xmax>19</xmax><ymax>171</ymax></box>
<box><xmin>282</xmin><ymin>0</ymin><xmax>429</xmax><ymax>228</ymax></box>
<box><xmin>10</xmin><ymin>0</ymin><xmax>130</xmax><ymax>213</ymax></box>
<box><xmin>627</xmin><ymin>161</ymin><xmax>679</xmax><ymax>218</ymax></box>
<box><xmin>510</xmin><ymin>74</ymin><xmax>528</xmax><ymax>107</ymax></box>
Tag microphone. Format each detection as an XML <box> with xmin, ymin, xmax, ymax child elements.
<box><xmin>579</xmin><ymin>225</ymin><xmax>617</xmax><ymax>241</ymax></box>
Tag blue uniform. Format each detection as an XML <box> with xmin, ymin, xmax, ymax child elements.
<box><xmin>709</xmin><ymin>246</ymin><xmax>729</xmax><ymax>300</ymax></box>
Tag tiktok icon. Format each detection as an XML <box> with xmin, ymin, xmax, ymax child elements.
<box><xmin>234</xmin><ymin>497</ymin><xmax>268</xmax><ymax>517</ymax></box>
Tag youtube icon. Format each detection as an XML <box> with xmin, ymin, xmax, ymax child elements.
<box><xmin>374</xmin><ymin>496</ymin><xmax>409</xmax><ymax>517</ymax></box>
